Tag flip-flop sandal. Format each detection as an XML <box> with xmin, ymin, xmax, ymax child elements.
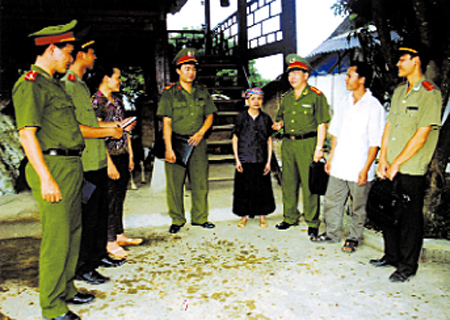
<box><xmin>237</xmin><ymin>219</ymin><xmax>247</xmax><ymax>228</ymax></box>
<box><xmin>117</xmin><ymin>238</ymin><xmax>143</xmax><ymax>246</ymax></box>
<box><xmin>342</xmin><ymin>240</ymin><xmax>358</xmax><ymax>253</ymax></box>
<box><xmin>108</xmin><ymin>246</ymin><xmax>128</xmax><ymax>259</ymax></box>
<box><xmin>311</xmin><ymin>233</ymin><xmax>335</xmax><ymax>242</ymax></box>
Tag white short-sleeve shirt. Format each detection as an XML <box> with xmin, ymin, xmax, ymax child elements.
<box><xmin>328</xmin><ymin>90</ymin><xmax>386</xmax><ymax>182</ymax></box>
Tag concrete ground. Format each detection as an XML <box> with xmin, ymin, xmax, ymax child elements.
<box><xmin>0</xmin><ymin>162</ymin><xmax>449</xmax><ymax>320</ymax></box>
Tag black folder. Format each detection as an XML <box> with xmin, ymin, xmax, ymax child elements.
<box><xmin>172</xmin><ymin>133</ymin><xmax>195</xmax><ymax>167</ymax></box>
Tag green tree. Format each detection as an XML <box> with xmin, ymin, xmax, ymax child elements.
<box><xmin>333</xmin><ymin>0</ymin><xmax>450</xmax><ymax>238</ymax></box>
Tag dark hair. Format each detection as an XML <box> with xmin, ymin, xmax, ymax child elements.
<box><xmin>32</xmin><ymin>41</ymin><xmax>74</xmax><ymax>57</ymax></box>
<box><xmin>350</xmin><ymin>61</ymin><xmax>373</xmax><ymax>87</ymax></box>
<box><xmin>87</xmin><ymin>64</ymin><xmax>117</xmax><ymax>92</ymax></box>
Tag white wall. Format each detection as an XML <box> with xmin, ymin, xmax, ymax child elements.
<box><xmin>309</xmin><ymin>73</ymin><xmax>348</xmax><ymax>114</ymax></box>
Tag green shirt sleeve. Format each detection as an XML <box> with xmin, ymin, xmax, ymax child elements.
<box><xmin>417</xmin><ymin>89</ymin><xmax>442</xmax><ymax>128</ymax></box>
<box><xmin>13</xmin><ymin>78</ymin><xmax>46</xmax><ymax>130</ymax></box>
<box><xmin>314</xmin><ymin>92</ymin><xmax>331</xmax><ymax>125</ymax></box>
<box><xmin>156</xmin><ymin>89</ymin><xmax>173</xmax><ymax>118</ymax></box>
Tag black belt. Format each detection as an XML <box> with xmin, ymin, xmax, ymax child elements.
<box><xmin>284</xmin><ymin>132</ymin><xmax>317</xmax><ymax>140</ymax></box>
<box><xmin>43</xmin><ymin>149</ymin><xmax>83</xmax><ymax>157</ymax></box>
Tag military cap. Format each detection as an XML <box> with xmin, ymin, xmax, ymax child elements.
<box><xmin>285</xmin><ymin>54</ymin><xmax>312</xmax><ymax>73</ymax></box>
<box><xmin>29</xmin><ymin>20</ymin><xmax>77</xmax><ymax>46</ymax></box>
<box><xmin>173</xmin><ymin>47</ymin><xmax>198</xmax><ymax>66</ymax></box>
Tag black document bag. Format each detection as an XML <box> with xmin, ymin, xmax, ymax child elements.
<box><xmin>366</xmin><ymin>179</ymin><xmax>410</xmax><ymax>228</ymax></box>
<box><xmin>81</xmin><ymin>180</ymin><xmax>96</xmax><ymax>205</ymax></box>
<box><xmin>172</xmin><ymin>133</ymin><xmax>195</xmax><ymax>167</ymax></box>
<box><xmin>308</xmin><ymin>159</ymin><xmax>329</xmax><ymax>195</ymax></box>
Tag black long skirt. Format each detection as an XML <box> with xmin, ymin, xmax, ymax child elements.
<box><xmin>232</xmin><ymin>163</ymin><xmax>276</xmax><ymax>217</ymax></box>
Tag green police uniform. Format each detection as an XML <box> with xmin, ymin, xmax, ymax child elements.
<box><xmin>12</xmin><ymin>20</ymin><xmax>86</xmax><ymax>319</ymax></box>
<box><xmin>13</xmin><ymin>65</ymin><xmax>85</xmax><ymax>318</ymax></box>
<box><xmin>276</xmin><ymin>84</ymin><xmax>331</xmax><ymax>227</ymax></box>
<box><xmin>387</xmin><ymin>76</ymin><xmax>441</xmax><ymax>175</ymax></box>
<box><xmin>157</xmin><ymin>82</ymin><xmax>217</xmax><ymax>225</ymax></box>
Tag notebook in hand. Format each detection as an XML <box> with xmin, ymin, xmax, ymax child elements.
<box><xmin>172</xmin><ymin>133</ymin><xmax>195</xmax><ymax>167</ymax></box>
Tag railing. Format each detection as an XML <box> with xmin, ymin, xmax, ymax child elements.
<box><xmin>167</xmin><ymin>0</ymin><xmax>285</xmax><ymax>57</ymax></box>
<box><xmin>211</xmin><ymin>0</ymin><xmax>284</xmax><ymax>56</ymax></box>
<box><xmin>167</xmin><ymin>30</ymin><xmax>206</xmax><ymax>53</ymax></box>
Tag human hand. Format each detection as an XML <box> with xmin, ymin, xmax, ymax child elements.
<box><xmin>386</xmin><ymin>162</ymin><xmax>399</xmax><ymax>181</ymax></box>
<box><xmin>111</xmin><ymin>127</ymin><xmax>123</xmax><ymax>139</ymax></box>
<box><xmin>357</xmin><ymin>170</ymin><xmax>368</xmax><ymax>186</ymax></box>
<box><xmin>188</xmin><ymin>131</ymin><xmax>204</xmax><ymax>146</ymax></box>
<box><xmin>325</xmin><ymin>161</ymin><xmax>331</xmax><ymax>174</ymax></box>
<box><xmin>108</xmin><ymin>162</ymin><xmax>120</xmax><ymax>180</ymax></box>
<box><xmin>313</xmin><ymin>149</ymin><xmax>323</xmax><ymax>162</ymax></box>
<box><xmin>121</xmin><ymin>117</ymin><xmax>137</xmax><ymax>132</ymax></box>
<box><xmin>263</xmin><ymin>162</ymin><xmax>271</xmax><ymax>176</ymax></box>
<box><xmin>272</xmin><ymin>121</ymin><xmax>283</xmax><ymax>131</ymax></box>
<box><xmin>165</xmin><ymin>149</ymin><xmax>176</xmax><ymax>164</ymax></box>
<box><xmin>377</xmin><ymin>158</ymin><xmax>389</xmax><ymax>179</ymax></box>
<box><xmin>235</xmin><ymin>160</ymin><xmax>243</xmax><ymax>173</ymax></box>
<box><xmin>129</xmin><ymin>156</ymin><xmax>135</xmax><ymax>172</ymax></box>
<box><xmin>41</xmin><ymin>177</ymin><xmax>62</xmax><ymax>202</ymax></box>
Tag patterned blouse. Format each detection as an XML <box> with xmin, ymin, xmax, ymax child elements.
<box><xmin>91</xmin><ymin>90</ymin><xmax>128</xmax><ymax>156</ymax></box>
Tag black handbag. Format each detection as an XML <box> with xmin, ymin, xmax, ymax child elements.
<box><xmin>366</xmin><ymin>178</ymin><xmax>410</xmax><ymax>228</ymax></box>
<box><xmin>308</xmin><ymin>159</ymin><xmax>329</xmax><ymax>195</ymax></box>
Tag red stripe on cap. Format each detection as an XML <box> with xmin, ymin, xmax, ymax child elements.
<box><xmin>177</xmin><ymin>55</ymin><xmax>197</xmax><ymax>65</ymax></box>
<box><xmin>34</xmin><ymin>31</ymin><xmax>75</xmax><ymax>46</ymax></box>
<box><xmin>288</xmin><ymin>61</ymin><xmax>308</xmax><ymax>71</ymax></box>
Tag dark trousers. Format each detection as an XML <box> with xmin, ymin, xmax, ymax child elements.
<box><xmin>107</xmin><ymin>154</ymin><xmax>130</xmax><ymax>242</ymax></box>
<box><xmin>382</xmin><ymin>173</ymin><xmax>425</xmax><ymax>275</ymax></box>
<box><xmin>76</xmin><ymin>167</ymin><xmax>109</xmax><ymax>275</ymax></box>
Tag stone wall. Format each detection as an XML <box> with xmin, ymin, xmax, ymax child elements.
<box><xmin>0</xmin><ymin>100</ymin><xmax>24</xmax><ymax>195</ymax></box>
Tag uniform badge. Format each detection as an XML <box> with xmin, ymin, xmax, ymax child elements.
<box><xmin>310</xmin><ymin>86</ymin><xmax>323</xmax><ymax>95</ymax></box>
<box><xmin>68</xmin><ymin>74</ymin><xmax>76</xmax><ymax>82</ymax></box>
<box><xmin>164</xmin><ymin>83</ymin><xmax>176</xmax><ymax>91</ymax></box>
<box><xmin>188</xmin><ymin>50</ymin><xmax>194</xmax><ymax>57</ymax></box>
<box><xmin>422</xmin><ymin>80</ymin><xmax>435</xmax><ymax>91</ymax></box>
<box><xmin>290</xmin><ymin>57</ymin><xmax>296</xmax><ymax>63</ymax></box>
<box><xmin>24</xmin><ymin>71</ymin><xmax>38</xmax><ymax>81</ymax></box>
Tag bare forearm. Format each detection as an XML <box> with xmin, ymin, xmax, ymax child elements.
<box><xmin>19</xmin><ymin>128</ymin><xmax>52</xmax><ymax>182</ymax></box>
<box><xmin>163</xmin><ymin>117</ymin><xmax>173</xmax><ymax>151</ymax></box>
<box><xmin>198</xmin><ymin>114</ymin><xmax>214</xmax><ymax>136</ymax></box>
<box><xmin>267</xmin><ymin>136</ymin><xmax>273</xmax><ymax>163</ymax></box>
<box><xmin>79</xmin><ymin>124</ymin><xmax>118</xmax><ymax>139</ymax></box>
<box><xmin>362</xmin><ymin>146</ymin><xmax>379</xmax><ymax>172</ymax></box>
<box><xmin>316</xmin><ymin>123</ymin><xmax>327</xmax><ymax>149</ymax></box>
<box><xmin>232</xmin><ymin>135</ymin><xmax>239</xmax><ymax>162</ymax></box>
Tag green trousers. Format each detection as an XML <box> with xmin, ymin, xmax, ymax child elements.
<box><xmin>165</xmin><ymin>139</ymin><xmax>209</xmax><ymax>225</ymax></box>
<box><xmin>281</xmin><ymin>137</ymin><xmax>320</xmax><ymax>227</ymax></box>
<box><xmin>26</xmin><ymin>156</ymin><xmax>83</xmax><ymax>318</ymax></box>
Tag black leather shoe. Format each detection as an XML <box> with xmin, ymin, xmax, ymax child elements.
<box><xmin>66</xmin><ymin>292</ymin><xmax>95</xmax><ymax>305</ymax></box>
<box><xmin>42</xmin><ymin>310</ymin><xmax>80</xmax><ymax>320</ymax></box>
<box><xmin>191</xmin><ymin>222</ymin><xmax>215</xmax><ymax>229</ymax></box>
<box><xmin>275</xmin><ymin>221</ymin><xmax>298</xmax><ymax>230</ymax></box>
<box><xmin>369</xmin><ymin>258</ymin><xmax>397</xmax><ymax>268</ymax></box>
<box><xmin>308</xmin><ymin>227</ymin><xmax>319</xmax><ymax>238</ymax></box>
<box><xmin>99</xmin><ymin>256</ymin><xmax>126</xmax><ymax>268</ymax></box>
<box><xmin>169</xmin><ymin>224</ymin><xmax>185</xmax><ymax>234</ymax></box>
<box><xmin>389</xmin><ymin>270</ymin><xmax>413</xmax><ymax>282</ymax></box>
<box><xmin>75</xmin><ymin>270</ymin><xmax>110</xmax><ymax>284</ymax></box>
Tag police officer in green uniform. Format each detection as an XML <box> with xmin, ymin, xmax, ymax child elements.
<box><xmin>371</xmin><ymin>44</ymin><xmax>441</xmax><ymax>282</ymax></box>
<box><xmin>61</xmin><ymin>40</ymin><xmax>128</xmax><ymax>285</ymax></box>
<box><xmin>157</xmin><ymin>48</ymin><xmax>217</xmax><ymax>234</ymax></box>
<box><xmin>272</xmin><ymin>54</ymin><xmax>331</xmax><ymax>237</ymax></box>
<box><xmin>12</xmin><ymin>21</ymin><xmax>122</xmax><ymax>320</ymax></box>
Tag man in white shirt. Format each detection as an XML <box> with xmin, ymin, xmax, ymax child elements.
<box><xmin>311</xmin><ymin>62</ymin><xmax>386</xmax><ymax>253</ymax></box>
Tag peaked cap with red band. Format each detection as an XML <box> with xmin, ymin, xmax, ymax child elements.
<box><xmin>29</xmin><ymin>20</ymin><xmax>77</xmax><ymax>46</ymax></box>
<box><xmin>173</xmin><ymin>47</ymin><xmax>199</xmax><ymax>66</ymax></box>
<box><xmin>285</xmin><ymin>54</ymin><xmax>312</xmax><ymax>73</ymax></box>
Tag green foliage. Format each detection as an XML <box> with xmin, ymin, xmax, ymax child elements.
<box><xmin>120</xmin><ymin>66</ymin><xmax>145</xmax><ymax>107</ymax></box>
<box><xmin>248</xmin><ymin>60</ymin><xmax>270</xmax><ymax>88</ymax></box>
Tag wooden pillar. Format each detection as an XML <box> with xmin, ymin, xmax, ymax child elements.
<box><xmin>205</xmin><ymin>0</ymin><xmax>212</xmax><ymax>54</ymax></box>
<box><xmin>237</xmin><ymin>0</ymin><xmax>249</xmax><ymax>87</ymax></box>
<box><xmin>281</xmin><ymin>0</ymin><xmax>297</xmax><ymax>72</ymax></box>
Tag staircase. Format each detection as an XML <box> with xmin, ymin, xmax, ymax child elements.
<box><xmin>198</xmin><ymin>55</ymin><xmax>248</xmax><ymax>165</ymax></box>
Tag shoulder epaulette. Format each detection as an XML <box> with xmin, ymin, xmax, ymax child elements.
<box><xmin>68</xmin><ymin>74</ymin><xmax>76</xmax><ymax>82</ymax></box>
<box><xmin>422</xmin><ymin>80</ymin><xmax>435</xmax><ymax>91</ymax></box>
<box><xmin>310</xmin><ymin>86</ymin><xmax>322</xmax><ymax>95</ymax></box>
<box><xmin>281</xmin><ymin>89</ymin><xmax>292</xmax><ymax>98</ymax></box>
<box><xmin>24</xmin><ymin>71</ymin><xmax>38</xmax><ymax>82</ymax></box>
<box><xmin>396</xmin><ymin>81</ymin><xmax>407</xmax><ymax>88</ymax></box>
<box><xmin>164</xmin><ymin>83</ymin><xmax>176</xmax><ymax>91</ymax></box>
